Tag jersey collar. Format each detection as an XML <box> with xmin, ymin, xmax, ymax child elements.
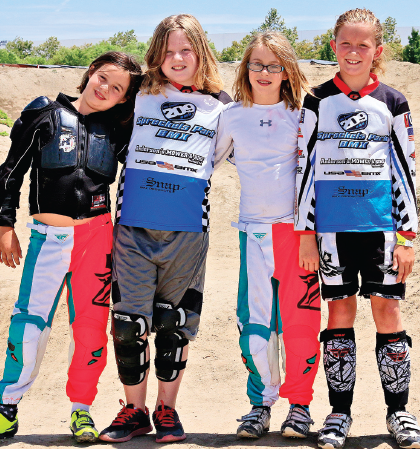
<box><xmin>333</xmin><ymin>72</ymin><xmax>379</xmax><ymax>100</ymax></box>
<box><xmin>170</xmin><ymin>81</ymin><xmax>198</xmax><ymax>93</ymax></box>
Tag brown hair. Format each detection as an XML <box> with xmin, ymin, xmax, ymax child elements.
<box><xmin>333</xmin><ymin>8</ymin><xmax>385</xmax><ymax>74</ymax></box>
<box><xmin>233</xmin><ymin>31</ymin><xmax>312</xmax><ymax>109</ymax></box>
<box><xmin>78</xmin><ymin>51</ymin><xmax>143</xmax><ymax>123</ymax></box>
<box><xmin>141</xmin><ymin>14</ymin><xmax>223</xmax><ymax>95</ymax></box>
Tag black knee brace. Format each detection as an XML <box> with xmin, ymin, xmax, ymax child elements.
<box><xmin>154</xmin><ymin>331</ymin><xmax>188</xmax><ymax>382</ymax></box>
<box><xmin>112</xmin><ymin>311</ymin><xmax>149</xmax><ymax>385</ymax></box>
<box><xmin>376</xmin><ymin>331</ymin><xmax>412</xmax><ymax>413</ymax></box>
<box><xmin>320</xmin><ymin>328</ymin><xmax>356</xmax><ymax>414</ymax></box>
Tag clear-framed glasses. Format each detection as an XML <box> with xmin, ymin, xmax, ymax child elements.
<box><xmin>247</xmin><ymin>62</ymin><xmax>284</xmax><ymax>73</ymax></box>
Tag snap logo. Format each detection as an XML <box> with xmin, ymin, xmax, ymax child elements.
<box><xmin>161</xmin><ymin>102</ymin><xmax>196</xmax><ymax>121</ymax></box>
<box><xmin>337</xmin><ymin>111</ymin><xmax>368</xmax><ymax>132</ymax></box>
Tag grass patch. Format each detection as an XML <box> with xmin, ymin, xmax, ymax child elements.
<box><xmin>0</xmin><ymin>109</ymin><xmax>13</xmax><ymax>127</ymax></box>
<box><xmin>0</xmin><ymin>131</ymin><xmax>8</xmax><ymax>137</ymax></box>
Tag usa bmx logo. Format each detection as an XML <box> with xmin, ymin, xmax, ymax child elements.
<box><xmin>161</xmin><ymin>102</ymin><xmax>196</xmax><ymax>121</ymax></box>
<box><xmin>337</xmin><ymin>111</ymin><xmax>368</xmax><ymax>132</ymax></box>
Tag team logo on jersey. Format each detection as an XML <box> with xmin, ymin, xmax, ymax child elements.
<box><xmin>338</xmin><ymin>111</ymin><xmax>368</xmax><ymax>132</ymax></box>
<box><xmin>59</xmin><ymin>133</ymin><xmax>76</xmax><ymax>153</ymax></box>
<box><xmin>404</xmin><ymin>112</ymin><xmax>413</xmax><ymax>128</ymax></box>
<box><xmin>54</xmin><ymin>234</ymin><xmax>69</xmax><ymax>242</ymax></box>
<box><xmin>297</xmin><ymin>272</ymin><xmax>320</xmax><ymax>311</ymax></box>
<box><xmin>161</xmin><ymin>102</ymin><xmax>196</xmax><ymax>121</ymax></box>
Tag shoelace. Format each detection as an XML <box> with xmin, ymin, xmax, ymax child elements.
<box><xmin>111</xmin><ymin>400</ymin><xmax>137</xmax><ymax>425</ymax></box>
<box><xmin>154</xmin><ymin>400</ymin><xmax>176</xmax><ymax>427</ymax></box>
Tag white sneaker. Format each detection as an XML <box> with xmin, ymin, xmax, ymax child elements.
<box><xmin>236</xmin><ymin>406</ymin><xmax>271</xmax><ymax>439</ymax></box>
<box><xmin>387</xmin><ymin>411</ymin><xmax>420</xmax><ymax>448</ymax></box>
<box><xmin>281</xmin><ymin>405</ymin><xmax>314</xmax><ymax>438</ymax></box>
<box><xmin>318</xmin><ymin>413</ymin><xmax>352</xmax><ymax>449</ymax></box>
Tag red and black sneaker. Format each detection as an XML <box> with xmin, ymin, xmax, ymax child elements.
<box><xmin>99</xmin><ymin>399</ymin><xmax>153</xmax><ymax>442</ymax></box>
<box><xmin>152</xmin><ymin>400</ymin><xmax>186</xmax><ymax>443</ymax></box>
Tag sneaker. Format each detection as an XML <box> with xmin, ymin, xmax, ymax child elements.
<box><xmin>318</xmin><ymin>413</ymin><xmax>352</xmax><ymax>449</ymax></box>
<box><xmin>386</xmin><ymin>411</ymin><xmax>420</xmax><ymax>448</ymax></box>
<box><xmin>0</xmin><ymin>404</ymin><xmax>18</xmax><ymax>439</ymax></box>
<box><xmin>152</xmin><ymin>400</ymin><xmax>186</xmax><ymax>443</ymax></box>
<box><xmin>281</xmin><ymin>404</ymin><xmax>314</xmax><ymax>438</ymax></box>
<box><xmin>236</xmin><ymin>406</ymin><xmax>271</xmax><ymax>439</ymax></box>
<box><xmin>99</xmin><ymin>399</ymin><xmax>153</xmax><ymax>443</ymax></box>
<box><xmin>70</xmin><ymin>409</ymin><xmax>99</xmax><ymax>443</ymax></box>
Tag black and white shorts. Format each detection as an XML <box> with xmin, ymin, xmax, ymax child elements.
<box><xmin>317</xmin><ymin>231</ymin><xmax>405</xmax><ymax>301</ymax></box>
<box><xmin>112</xmin><ymin>224</ymin><xmax>209</xmax><ymax>340</ymax></box>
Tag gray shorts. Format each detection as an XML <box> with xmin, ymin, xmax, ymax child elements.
<box><xmin>112</xmin><ymin>224</ymin><xmax>209</xmax><ymax>340</ymax></box>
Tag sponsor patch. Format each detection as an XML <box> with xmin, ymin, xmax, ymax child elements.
<box><xmin>344</xmin><ymin>170</ymin><xmax>362</xmax><ymax>177</ymax></box>
<box><xmin>404</xmin><ymin>112</ymin><xmax>413</xmax><ymax>128</ymax></box>
<box><xmin>91</xmin><ymin>194</ymin><xmax>106</xmax><ymax>209</ymax></box>
<box><xmin>253</xmin><ymin>232</ymin><xmax>267</xmax><ymax>241</ymax></box>
<box><xmin>408</xmin><ymin>127</ymin><xmax>414</xmax><ymax>141</ymax></box>
<box><xmin>338</xmin><ymin>111</ymin><xmax>368</xmax><ymax>131</ymax></box>
<box><xmin>300</xmin><ymin>109</ymin><xmax>305</xmax><ymax>123</ymax></box>
<box><xmin>161</xmin><ymin>102</ymin><xmax>196</xmax><ymax>121</ymax></box>
<box><xmin>59</xmin><ymin>133</ymin><xmax>76</xmax><ymax>153</ymax></box>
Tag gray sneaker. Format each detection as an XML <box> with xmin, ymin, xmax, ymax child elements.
<box><xmin>387</xmin><ymin>411</ymin><xmax>420</xmax><ymax>448</ymax></box>
<box><xmin>318</xmin><ymin>413</ymin><xmax>352</xmax><ymax>449</ymax></box>
<box><xmin>281</xmin><ymin>405</ymin><xmax>314</xmax><ymax>438</ymax></box>
<box><xmin>236</xmin><ymin>406</ymin><xmax>271</xmax><ymax>439</ymax></box>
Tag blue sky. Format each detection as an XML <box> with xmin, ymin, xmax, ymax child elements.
<box><xmin>2</xmin><ymin>0</ymin><xmax>419</xmax><ymax>43</ymax></box>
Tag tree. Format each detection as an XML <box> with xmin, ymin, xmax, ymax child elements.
<box><xmin>294</xmin><ymin>40</ymin><xmax>314</xmax><ymax>60</ymax></box>
<box><xmin>0</xmin><ymin>49</ymin><xmax>19</xmax><ymax>64</ymax></box>
<box><xmin>313</xmin><ymin>29</ymin><xmax>336</xmax><ymax>61</ymax></box>
<box><xmin>403</xmin><ymin>28</ymin><xmax>420</xmax><ymax>63</ymax></box>
<box><xmin>6</xmin><ymin>37</ymin><xmax>33</xmax><ymax>59</ymax></box>
<box><xmin>34</xmin><ymin>37</ymin><xmax>61</xmax><ymax>60</ymax></box>
<box><xmin>382</xmin><ymin>17</ymin><xmax>401</xmax><ymax>44</ymax></box>
<box><xmin>256</xmin><ymin>8</ymin><xmax>298</xmax><ymax>46</ymax></box>
<box><xmin>108</xmin><ymin>30</ymin><xmax>137</xmax><ymax>47</ymax></box>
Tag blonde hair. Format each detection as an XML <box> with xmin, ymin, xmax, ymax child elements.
<box><xmin>333</xmin><ymin>8</ymin><xmax>386</xmax><ymax>75</ymax></box>
<box><xmin>141</xmin><ymin>14</ymin><xmax>224</xmax><ymax>95</ymax></box>
<box><xmin>233</xmin><ymin>31</ymin><xmax>312</xmax><ymax>109</ymax></box>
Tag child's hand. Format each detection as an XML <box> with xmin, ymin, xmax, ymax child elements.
<box><xmin>299</xmin><ymin>234</ymin><xmax>319</xmax><ymax>272</ymax></box>
<box><xmin>0</xmin><ymin>226</ymin><xmax>22</xmax><ymax>268</ymax></box>
<box><xmin>393</xmin><ymin>244</ymin><xmax>414</xmax><ymax>284</ymax></box>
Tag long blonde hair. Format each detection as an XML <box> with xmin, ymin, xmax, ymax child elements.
<box><xmin>141</xmin><ymin>14</ymin><xmax>224</xmax><ymax>95</ymax></box>
<box><xmin>333</xmin><ymin>8</ymin><xmax>385</xmax><ymax>75</ymax></box>
<box><xmin>233</xmin><ymin>32</ymin><xmax>312</xmax><ymax>109</ymax></box>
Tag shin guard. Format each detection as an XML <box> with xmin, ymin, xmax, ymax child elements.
<box><xmin>376</xmin><ymin>331</ymin><xmax>411</xmax><ymax>414</ymax></box>
<box><xmin>320</xmin><ymin>328</ymin><xmax>356</xmax><ymax>414</ymax></box>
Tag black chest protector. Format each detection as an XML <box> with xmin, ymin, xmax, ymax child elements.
<box><xmin>40</xmin><ymin>108</ymin><xmax>118</xmax><ymax>181</ymax></box>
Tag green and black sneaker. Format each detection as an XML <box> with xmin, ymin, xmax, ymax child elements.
<box><xmin>0</xmin><ymin>404</ymin><xmax>18</xmax><ymax>439</ymax></box>
<box><xmin>70</xmin><ymin>409</ymin><xmax>99</xmax><ymax>443</ymax></box>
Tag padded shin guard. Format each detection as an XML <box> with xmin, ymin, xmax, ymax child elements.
<box><xmin>154</xmin><ymin>332</ymin><xmax>188</xmax><ymax>382</ymax></box>
<box><xmin>112</xmin><ymin>311</ymin><xmax>149</xmax><ymax>385</ymax></box>
<box><xmin>376</xmin><ymin>331</ymin><xmax>412</xmax><ymax>413</ymax></box>
<box><xmin>320</xmin><ymin>328</ymin><xmax>356</xmax><ymax>414</ymax></box>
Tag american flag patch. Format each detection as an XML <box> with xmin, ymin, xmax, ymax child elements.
<box><xmin>408</xmin><ymin>127</ymin><xmax>414</xmax><ymax>141</ymax></box>
<box><xmin>345</xmin><ymin>170</ymin><xmax>362</xmax><ymax>177</ymax></box>
<box><xmin>156</xmin><ymin>161</ymin><xmax>174</xmax><ymax>170</ymax></box>
<box><xmin>404</xmin><ymin>112</ymin><xmax>413</xmax><ymax>128</ymax></box>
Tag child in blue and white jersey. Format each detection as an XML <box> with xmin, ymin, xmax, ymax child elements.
<box><xmin>99</xmin><ymin>14</ymin><xmax>231</xmax><ymax>444</ymax></box>
<box><xmin>295</xmin><ymin>8</ymin><xmax>419</xmax><ymax>449</ymax></box>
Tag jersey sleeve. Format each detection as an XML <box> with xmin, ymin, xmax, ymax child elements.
<box><xmin>294</xmin><ymin>95</ymin><xmax>319</xmax><ymax>232</ymax></box>
<box><xmin>0</xmin><ymin>109</ymin><xmax>50</xmax><ymax>227</ymax></box>
<box><xmin>213</xmin><ymin>107</ymin><xmax>234</xmax><ymax>170</ymax></box>
<box><xmin>390</xmin><ymin>103</ymin><xmax>418</xmax><ymax>234</ymax></box>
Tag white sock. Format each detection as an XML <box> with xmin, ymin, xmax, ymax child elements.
<box><xmin>71</xmin><ymin>402</ymin><xmax>90</xmax><ymax>413</ymax></box>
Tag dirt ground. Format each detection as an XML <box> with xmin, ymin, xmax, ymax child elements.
<box><xmin>0</xmin><ymin>61</ymin><xmax>419</xmax><ymax>449</ymax></box>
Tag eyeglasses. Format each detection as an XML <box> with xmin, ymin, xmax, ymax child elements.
<box><xmin>247</xmin><ymin>62</ymin><xmax>284</xmax><ymax>73</ymax></box>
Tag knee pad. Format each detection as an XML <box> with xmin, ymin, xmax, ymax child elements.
<box><xmin>112</xmin><ymin>311</ymin><xmax>149</xmax><ymax>385</ymax></box>
<box><xmin>320</xmin><ymin>328</ymin><xmax>356</xmax><ymax>392</ymax></box>
<box><xmin>152</xmin><ymin>299</ymin><xmax>186</xmax><ymax>333</ymax></box>
<box><xmin>376</xmin><ymin>331</ymin><xmax>411</xmax><ymax>394</ymax></box>
<box><xmin>154</xmin><ymin>332</ymin><xmax>188</xmax><ymax>382</ymax></box>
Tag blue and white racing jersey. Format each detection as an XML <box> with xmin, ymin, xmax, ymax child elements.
<box><xmin>116</xmin><ymin>84</ymin><xmax>231</xmax><ymax>232</ymax></box>
<box><xmin>295</xmin><ymin>73</ymin><xmax>417</xmax><ymax>234</ymax></box>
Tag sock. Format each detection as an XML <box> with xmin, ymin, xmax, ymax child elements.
<box><xmin>71</xmin><ymin>402</ymin><xmax>90</xmax><ymax>413</ymax></box>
